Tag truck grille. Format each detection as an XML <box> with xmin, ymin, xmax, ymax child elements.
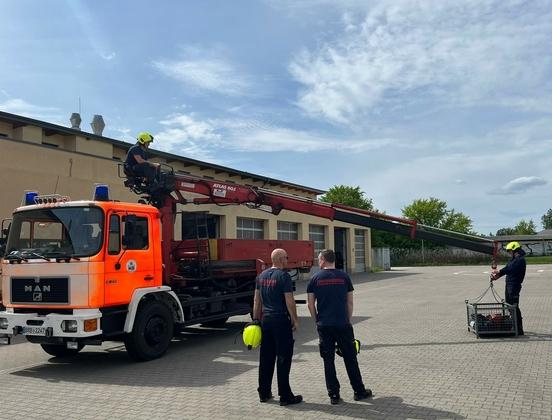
<box><xmin>11</xmin><ymin>277</ymin><xmax>69</xmax><ymax>304</ymax></box>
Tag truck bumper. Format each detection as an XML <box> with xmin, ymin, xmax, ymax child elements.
<box><xmin>0</xmin><ymin>309</ymin><xmax>103</xmax><ymax>344</ymax></box>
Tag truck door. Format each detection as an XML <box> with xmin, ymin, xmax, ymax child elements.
<box><xmin>104</xmin><ymin>213</ymin><xmax>156</xmax><ymax>306</ymax></box>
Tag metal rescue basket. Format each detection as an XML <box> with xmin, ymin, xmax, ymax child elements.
<box><xmin>465</xmin><ymin>279</ymin><xmax>518</xmax><ymax>338</ymax></box>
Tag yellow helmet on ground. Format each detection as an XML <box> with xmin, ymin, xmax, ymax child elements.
<box><xmin>243</xmin><ymin>322</ymin><xmax>262</xmax><ymax>350</ymax></box>
<box><xmin>137</xmin><ymin>132</ymin><xmax>154</xmax><ymax>145</ymax></box>
<box><xmin>505</xmin><ymin>241</ymin><xmax>521</xmax><ymax>251</ymax></box>
<box><xmin>336</xmin><ymin>339</ymin><xmax>361</xmax><ymax>357</ymax></box>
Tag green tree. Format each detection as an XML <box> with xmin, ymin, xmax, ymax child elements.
<box><xmin>542</xmin><ymin>209</ymin><xmax>552</xmax><ymax>229</ymax></box>
<box><xmin>495</xmin><ymin>227</ymin><xmax>515</xmax><ymax>236</ymax></box>
<box><xmin>401</xmin><ymin>197</ymin><xmax>474</xmax><ymax>234</ymax></box>
<box><xmin>319</xmin><ymin>185</ymin><xmax>398</xmax><ymax>248</ymax></box>
<box><xmin>495</xmin><ymin>219</ymin><xmax>537</xmax><ymax>236</ymax></box>
<box><xmin>319</xmin><ymin>185</ymin><xmax>374</xmax><ymax>210</ymax></box>
<box><xmin>513</xmin><ymin>219</ymin><xmax>536</xmax><ymax>235</ymax></box>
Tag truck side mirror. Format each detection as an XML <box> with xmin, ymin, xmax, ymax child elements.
<box><xmin>1</xmin><ymin>221</ymin><xmax>10</xmax><ymax>239</ymax></box>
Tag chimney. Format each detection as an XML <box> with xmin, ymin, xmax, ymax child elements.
<box><xmin>70</xmin><ymin>113</ymin><xmax>82</xmax><ymax>130</ymax></box>
<box><xmin>90</xmin><ymin>114</ymin><xmax>105</xmax><ymax>136</ymax></box>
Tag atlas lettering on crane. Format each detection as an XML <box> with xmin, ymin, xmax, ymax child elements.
<box><xmin>212</xmin><ymin>183</ymin><xmax>237</xmax><ymax>198</ymax></box>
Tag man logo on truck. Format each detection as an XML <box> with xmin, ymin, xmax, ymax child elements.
<box><xmin>24</xmin><ymin>285</ymin><xmax>51</xmax><ymax>293</ymax></box>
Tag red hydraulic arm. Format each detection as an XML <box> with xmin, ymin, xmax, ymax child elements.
<box><xmin>140</xmin><ymin>172</ymin><xmax>497</xmax><ymax>285</ymax></box>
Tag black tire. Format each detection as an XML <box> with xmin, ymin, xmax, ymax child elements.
<box><xmin>40</xmin><ymin>343</ymin><xmax>84</xmax><ymax>358</ymax></box>
<box><xmin>201</xmin><ymin>317</ymin><xmax>229</xmax><ymax>328</ymax></box>
<box><xmin>124</xmin><ymin>300</ymin><xmax>174</xmax><ymax>361</ymax></box>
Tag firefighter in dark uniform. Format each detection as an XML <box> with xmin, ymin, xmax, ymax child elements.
<box><xmin>124</xmin><ymin>132</ymin><xmax>159</xmax><ymax>185</ymax></box>
<box><xmin>307</xmin><ymin>249</ymin><xmax>372</xmax><ymax>405</ymax></box>
<box><xmin>491</xmin><ymin>241</ymin><xmax>526</xmax><ymax>335</ymax></box>
<box><xmin>252</xmin><ymin>248</ymin><xmax>303</xmax><ymax>406</ymax></box>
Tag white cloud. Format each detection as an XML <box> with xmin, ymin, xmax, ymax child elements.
<box><xmin>223</xmin><ymin>126</ymin><xmax>394</xmax><ymax>153</ymax></box>
<box><xmin>67</xmin><ymin>2</ymin><xmax>117</xmax><ymax>62</ymax></box>
<box><xmin>489</xmin><ymin>176</ymin><xmax>547</xmax><ymax>195</ymax></box>
<box><xmin>100</xmin><ymin>52</ymin><xmax>116</xmax><ymax>61</ymax></box>
<box><xmin>154</xmin><ymin>113</ymin><xmax>223</xmax><ymax>161</ymax></box>
<box><xmin>153</xmin><ymin>48</ymin><xmax>251</xmax><ymax>96</ymax></box>
<box><xmin>154</xmin><ymin>111</ymin><xmax>398</xmax><ymax>158</ymax></box>
<box><xmin>288</xmin><ymin>0</ymin><xmax>552</xmax><ymax>124</ymax></box>
<box><xmin>0</xmin><ymin>98</ymin><xmax>61</xmax><ymax>122</ymax></box>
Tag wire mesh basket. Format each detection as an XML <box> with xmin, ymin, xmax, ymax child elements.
<box><xmin>465</xmin><ymin>280</ymin><xmax>518</xmax><ymax>338</ymax></box>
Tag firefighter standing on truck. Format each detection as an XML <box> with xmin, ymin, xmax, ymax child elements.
<box><xmin>252</xmin><ymin>248</ymin><xmax>303</xmax><ymax>406</ymax></box>
<box><xmin>124</xmin><ymin>132</ymin><xmax>159</xmax><ymax>184</ymax></box>
<box><xmin>491</xmin><ymin>241</ymin><xmax>526</xmax><ymax>335</ymax></box>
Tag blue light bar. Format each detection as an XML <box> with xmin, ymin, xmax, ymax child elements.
<box><xmin>94</xmin><ymin>184</ymin><xmax>110</xmax><ymax>201</ymax></box>
<box><xmin>23</xmin><ymin>191</ymin><xmax>38</xmax><ymax>206</ymax></box>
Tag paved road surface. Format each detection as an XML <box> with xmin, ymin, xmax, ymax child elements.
<box><xmin>0</xmin><ymin>265</ymin><xmax>550</xmax><ymax>419</ymax></box>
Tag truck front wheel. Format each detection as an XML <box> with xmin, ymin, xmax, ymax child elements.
<box><xmin>40</xmin><ymin>343</ymin><xmax>84</xmax><ymax>358</ymax></box>
<box><xmin>124</xmin><ymin>300</ymin><xmax>174</xmax><ymax>361</ymax></box>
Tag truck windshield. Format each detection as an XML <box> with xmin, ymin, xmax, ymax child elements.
<box><xmin>5</xmin><ymin>206</ymin><xmax>104</xmax><ymax>258</ymax></box>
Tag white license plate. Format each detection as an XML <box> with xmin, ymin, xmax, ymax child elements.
<box><xmin>22</xmin><ymin>326</ymin><xmax>47</xmax><ymax>336</ymax></box>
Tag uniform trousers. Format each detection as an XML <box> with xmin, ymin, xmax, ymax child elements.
<box><xmin>317</xmin><ymin>324</ymin><xmax>365</xmax><ymax>396</ymax></box>
<box><xmin>505</xmin><ymin>283</ymin><xmax>523</xmax><ymax>334</ymax></box>
<box><xmin>258</xmin><ymin>315</ymin><xmax>294</xmax><ymax>398</ymax></box>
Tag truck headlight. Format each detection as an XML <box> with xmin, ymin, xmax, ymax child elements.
<box><xmin>0</xmin><ymin>318</ymin><xmax>8</xmax><ymax>330</ymax></box>
<box><xmin>61</xmin><ymin>320</ymin><xmax>78</xmax><ymax>333</ymax></box>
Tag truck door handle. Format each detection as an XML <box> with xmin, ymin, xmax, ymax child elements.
<box><xmin>144</xmin><ymin>275</ymin><xmax>154</xmax><ymax>281</ymax></box>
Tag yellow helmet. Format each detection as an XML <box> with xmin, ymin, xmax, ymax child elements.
<box><xmin>505</xmin><ymin>241</ymin><xmax>521</xmax><ymax>251</ymax></box>
<box><xmin>336</xmin><ymin>339</ymin><xmax>361</xmax><ymax>357</ymax></box>
<box><xmin>137</xmin><ymin>132</ymin><xmax>154</xmax><ymax>145</ymax></box>
<box><xmin>242</xmin><ymin>322</ymin><xmax>262</xmax><ymax>350</ymax></box>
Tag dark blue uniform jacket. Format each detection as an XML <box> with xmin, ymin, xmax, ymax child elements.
<box><xmin>499</xmin><ymin>249</ymin><xmax>526</xmax><ymax>286</ymax></box>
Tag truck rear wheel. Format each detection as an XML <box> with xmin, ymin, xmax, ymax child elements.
<box><xmin>124</xmin><ymin>300</ymin><xmax>174</xmax><ymax>361</ymax></box>
<box><xmin>40</xmin><ymin>343</ymin><xmax>84</xmax><ymax>358</ymax></box>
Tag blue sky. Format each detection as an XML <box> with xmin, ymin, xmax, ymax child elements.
<box><xmin>2</xmin><ymin>0</ymin><xmax>552</xmax><ymax>235</ymax></box>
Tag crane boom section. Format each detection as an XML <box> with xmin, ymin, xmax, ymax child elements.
<box><xmin>155</xmin><ymin>172</ymin><xmax>496</xmax><ymax>258</ymax></box>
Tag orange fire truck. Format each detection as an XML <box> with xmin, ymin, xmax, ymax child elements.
<box><xmin>0</xmin><ymin>168</ymin><xmax>497</xmax><ymax>360</ymax></box>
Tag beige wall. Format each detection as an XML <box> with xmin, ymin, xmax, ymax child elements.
<box><xmin>0</xmin><ymin>122</ymin><xmax>372</xmax><ymax>273</ymax></box>
<box><xmin>0</xmin><ymin>122</ymin><xmax>14</xmax><ymax>138</ymax></box>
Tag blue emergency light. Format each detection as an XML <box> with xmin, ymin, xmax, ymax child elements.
<box><xmin>94</xmin><ymin>184</ymin><xmax>110</xmax><ymax>201</ymax></box>
<box><xmin>23</xmin><ymin>191</ymin><xmax>38</xmax><ymax>206</ymax></box>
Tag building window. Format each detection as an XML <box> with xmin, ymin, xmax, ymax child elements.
<box><xmin>237</xmin><ymin>217</ymin><xmax>264</xmax><ymax>239</ymax></box>
<box><xmin>277</xmin><ymin>221</ymin><xmax>299</xmax><ymax>240</ymax></box>
<box><xmin>309</xmin><ymin>224</ymin><xmax>325</xmax><ymax>257</ymax></box>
